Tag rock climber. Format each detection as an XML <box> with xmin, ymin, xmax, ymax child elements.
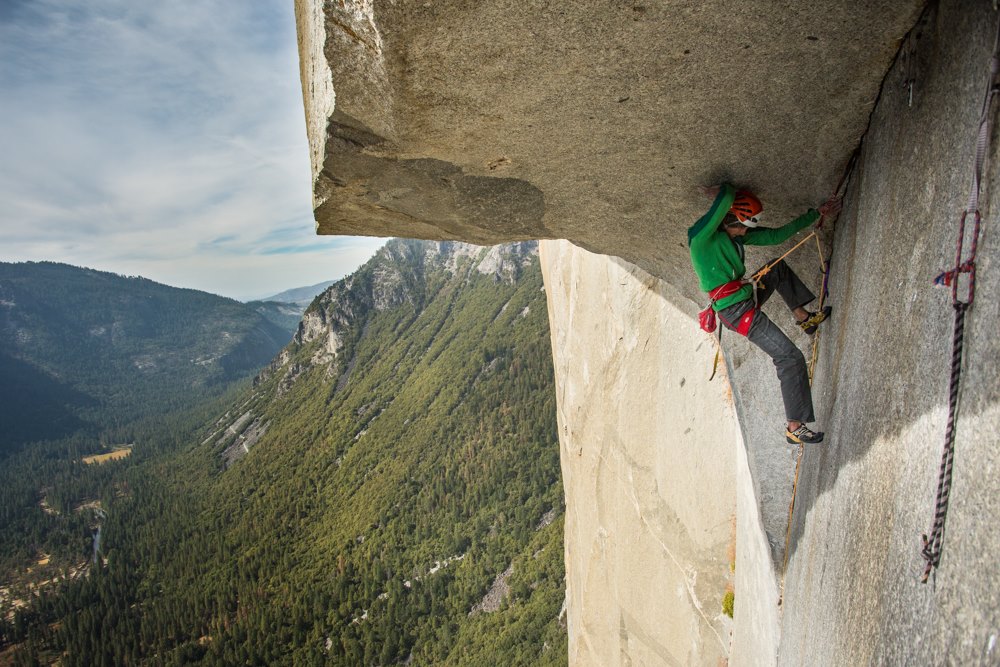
<box><xmin>688</xmin><ymin>183</ymin><xmax>842</xmax><ymax>444</ymax></box>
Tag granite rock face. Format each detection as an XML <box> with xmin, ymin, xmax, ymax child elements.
<box><xmin>777</xmin><ymin>3</ymin><xmax>1000</xmax><ymax>663</ymax></box>
<box><xmin>295</xmin><ymin>0</ymin><xmax>924</xmax><ymax>292</ymax></box>
<box><xmin>296</xmin><ymin>2</ymin><xmax>1000</xmax><ymax>665</ymax></box>
<box><xmin>541</xmin><ymin>240</ymin><xmax>738</xmax><ymax>666</ymax></box>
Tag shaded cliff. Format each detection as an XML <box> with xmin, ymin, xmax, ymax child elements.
<box><xmin>776</xmin><ymin>3</ymin><xmax>1000</xmax><ymax>662</ymax></box>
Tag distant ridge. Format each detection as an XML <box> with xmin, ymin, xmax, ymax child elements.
<box><xmin>0</xmin><ymin>261</ymin><xmax>292</xmax><ymax>453</ymax></box>
<box><xmin>258</xmin><ymin>279</ymin><xmax>337</xmax><ymax>306</ymax></box>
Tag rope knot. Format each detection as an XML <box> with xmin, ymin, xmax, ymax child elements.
<box><xmin>933</xmin><ymin>260</ymin><xmax>975</xmax><ymax>288</ymax></box>
<box><xmin>921</xmin><ymin>534</ymin><xmax>940</xmax><ymax>583</ymax></box>
<box><xmin>920</xmin><ymin>534</ymin><xmax>937</xmax><ymax>562</ymax></box>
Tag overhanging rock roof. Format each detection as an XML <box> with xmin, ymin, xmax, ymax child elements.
<box><xmin>295</xmin><ymin>0</ymin><xmax>924</xmax><ymax>298</ymax></box>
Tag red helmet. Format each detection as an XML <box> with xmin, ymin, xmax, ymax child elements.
<box><xmin>730</xmin><ymin>191</ymin><xmax>763</xmax><ymax>227</ymax></box>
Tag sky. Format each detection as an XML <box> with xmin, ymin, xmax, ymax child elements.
<box><xmin>0</xmin><ymin>0</ymin><xmax>386</xmax><ymax>301</ymax></box>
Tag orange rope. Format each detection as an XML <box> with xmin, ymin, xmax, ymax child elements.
<box><xmin>750</xmin><ymin>231</ymin><xmax>818</xmax><ymax>285</ymax></box>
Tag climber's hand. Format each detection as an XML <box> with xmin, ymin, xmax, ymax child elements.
<box><xmin>818</xmin><ymin>195</ymin><xmax>842</xmax><ymax>219</ymax></box>
<box><xmin>697</xmin><ymin>185</ymin><xmax>721</xmax><ymax>199</ymax></box>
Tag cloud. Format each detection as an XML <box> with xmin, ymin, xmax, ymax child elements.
<box><xmin>84</xmin><ymin>236</ymin><xmax>389</xmax><ymax>303</ymax></box>
<box><xmin>0</xmin><ymin>0</ymin><xmax>384</xmax><ymax>299</ymax></box>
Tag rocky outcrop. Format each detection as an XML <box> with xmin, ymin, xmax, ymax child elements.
<box><xmin>475</xmin><ymin>241</ymin><xmax>537</xmax><ymax>283</ymax></box>
<box><xmin>469</xmin><ymin>563</ymin><xmax>514</xmax><ymax>616</ymax></box>
<box><xmin>294</xmin><ymin>0</ymin><xmax>923</xmax><ymax>292</ymax></box>
<box><xmin>220</xmin><ymin>417</ymin><xmax>270</xmax><ymax>469</ymax></box>
<box><xmin>259</xmin><ymin>239</ymin><xmax>539</xmax><ymax>389</ymax></box>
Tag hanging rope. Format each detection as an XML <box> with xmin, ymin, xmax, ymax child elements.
<box><xmin>708</xmin><ymin>327</ymin><xmax>723</xmax><ymax>381</ymax></box>
<box><xmin>749</xmin><ymin>231</ymin><xmax>819</xmax><ymax>286</ymax></box>
<box><xmin>780</xmin><ymin>151</ymin><xmax>857</xmax><ymax>578</ymax></box>
<box><xmin>780</xmin><ymin>232</ymin><xmax>828</xmax><ymax>575</ymax></box>
<box><xmin>920</xmin><ymin>17</ymin><xmax>1000</xmax><ymax>583</ymax></box>
<box><xmin>807</xmin><ymin>235</ymin><xmax>833</xmax><ymax>381</ymax></box>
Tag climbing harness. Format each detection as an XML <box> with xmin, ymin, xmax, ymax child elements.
<box><xmin>699</xmin><ymin>279</ymin><xmax>756</xmax><ymax>335</ymax></box>
<box><xmin>706</xmin><ymin>228</ymin><xmax>830</xmax><ymax>381</ymax></box>
<box><xmin>920</xmin><ymin>17</ymin><xmax>1000</xmax><ymax>584</ymax></box>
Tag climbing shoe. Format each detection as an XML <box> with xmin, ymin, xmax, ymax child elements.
<box><xmin>797</xmin><ymin>306</ymin><xmax>832</xmax><ymax>335</ymax></box>
<box><xmin>786</xmin><ymin>424</ymin><xmax>824</xmax><ymax>445</ymax></box>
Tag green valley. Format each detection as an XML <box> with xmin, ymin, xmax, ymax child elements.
<box><xmin>1</xmin><ymin>241</ymin><xmax>566</xmax><ymax>666</ymax></box>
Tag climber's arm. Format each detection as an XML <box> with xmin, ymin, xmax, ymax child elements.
<box><xmin>743</xmin><ymin>209</ymin><xmax>819</xmax><ymax>246</ymax></box>
<box><xmin>688</xmin><ymin>184</ymin><xmax>736</xmax><ymax>246</ymax></box>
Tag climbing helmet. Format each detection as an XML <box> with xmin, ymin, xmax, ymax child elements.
<box><xmin>730</xmin><ymin>190</ymin><xmax>763</xmax><ymax>227</ymax></box>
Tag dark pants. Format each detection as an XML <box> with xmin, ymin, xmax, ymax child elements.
<box><xmin>718</xmin><ymin>260</ymin><xmax>816</xmax><ymax>423</ymax></box>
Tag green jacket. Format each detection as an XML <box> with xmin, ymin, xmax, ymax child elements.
<box><xmin>687</xmin><ymin>183</ymin><xmax>820</xmax><ymax>310</ymax></box>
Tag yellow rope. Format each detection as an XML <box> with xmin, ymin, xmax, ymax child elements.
<box><xmin>808</xmin><ymin>232</ymin><xmax>827</xmax><ymax>383</ymax></box>
<box><xmin>781</xmin><ymin>443</ymin><xmax>805</xmax><ymax>575</ymax></box>
<box><xmin>783</xmin><ymin>227</ymin><xmax>828</xmax><ymax>574</ymax></box>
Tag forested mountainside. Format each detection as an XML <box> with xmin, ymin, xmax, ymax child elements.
<box><xmin>2</xmin><ymin>240</ymin><xmax>566</xmax><ymax>666</ymax></box>
<box><xmin>0</xmin><ymin>262</ymin><xmax>292</xmax><ymax>454</ymax></box>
